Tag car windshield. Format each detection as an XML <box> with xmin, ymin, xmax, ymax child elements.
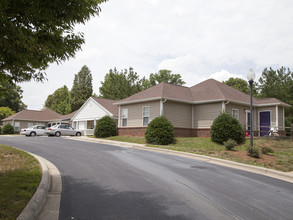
<box><xmin>50</xmin><ymin>125</ymin><xmax>59</xmax><ymax>128</ymax></box>
<box><xmin>28</xmin><ymin>126</ymin><xmax>35</xmax><ymax>129</ymax></box>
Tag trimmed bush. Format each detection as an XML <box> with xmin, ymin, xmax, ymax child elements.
<box><xmin>94</xmin><ymin>116</ymin><xmax>117</xmax><ymax>138</ymax></box>
<box><xmin>247</xmin><ymin>146</ymin><xmax>260</xmax><ymax>158</ymax></box>
<box><xmin>261</xmin><ymin>146</ymin><xmax>274</xmax><ymax>155</ymax></box>
<box><xmin>0</xmin><ymin>126</ymin><xmax>2</xmax><ymax>135</ymax></box>
<box><xmin>210</xmin><ymin>113</ymin><xmax>245</xmax><ymax>145</ymax></box>
<box><xmin>145</xmin><ymin>116</ymin><xmax>174</xmax><ymax>145</ymax></box>
<box><xmin>2</xmin><ymin>123</ymin><xmax>14</xmax><ymax>134</ymax></box>
<box><xmin>223</xmin><ymin>138</ymin><xmax>237</xmax><ymax>150</ymax></box>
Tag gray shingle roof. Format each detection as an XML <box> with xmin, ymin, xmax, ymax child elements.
<box><xmin>114</xmin><ymin>79</ymin><xmax>290</xmax><ymax>107</ymax></box>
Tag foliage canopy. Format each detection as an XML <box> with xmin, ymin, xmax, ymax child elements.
<box><xmin>0</xmin><ymin>0</ymin><xmax>107</xmax><ymax>83</ymax></box>
<box><xmin>71</xmin><ymin>65</ymin><xmax>93</xmax><ymax>112</ymax></box>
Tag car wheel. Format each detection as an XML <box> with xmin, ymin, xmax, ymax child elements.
<box><xmin>30</xmin><ymin>132</ymin><xmax>36</xmax><ymax>137</ymax></box>
<box><xmin>76</xmin><ymin>132</ymin><xmax>81</xmax><ymax>137</ymax></box>
<box><xmin>55</xmin><ymin>131</ymin><xmax>61</xmax><ymax>137</ymax></box>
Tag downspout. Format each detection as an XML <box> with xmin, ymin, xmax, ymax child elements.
<box><xmin>222</xmin><ymin>100</ymin><xmax>229</xmax><ymax>113</ymax></box>
<box><xmin>160</xmin><ymin>99</ymin><xmax>167</xmax><ymax>116</ymax></box>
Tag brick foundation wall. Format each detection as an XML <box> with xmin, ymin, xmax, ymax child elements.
<box><xmin>118</xmin><ymin>127</ymin><xmax>211</xmax><ymax>137</ymax></box>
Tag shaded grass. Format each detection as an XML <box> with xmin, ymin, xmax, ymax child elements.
<box><xmin>0</xmin><ymin>145</ymin><xmax>41</xmax><ymax>219</ymax></box>
<box><xmin>102</xmin><ymin>136</ymin><xmax>293</xmax><ymax>172</ymax></box>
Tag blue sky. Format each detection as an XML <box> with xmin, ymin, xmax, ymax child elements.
<box><xmin>20</xmin><ymin>0</ymin><xmax>293</xmax><ymax>110</ymax></box>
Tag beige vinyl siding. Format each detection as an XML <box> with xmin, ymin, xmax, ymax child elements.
<box><xmin>120</xmin><ymin>101</ymin><xmax>160</xmax><ymax>127</ymax></box>
<box><xmin>225</xmin><ymin>103</ymin><xmax>248</xmax><ymax>129</ymax></box>
<box><xmin>163</xmin><ymin>101</ymin><xmax>192</xmax><ymax>128</ymax></box>
<box><xmin>193</xmin><ymin>103</ymin><xmax>222</xmax><ymax>128</ymax></box>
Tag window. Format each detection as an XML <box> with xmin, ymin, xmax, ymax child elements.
<box><xmin>143</xmin><ymin>106</ymin><xmax>150</xmax><ymax>126</ymax></box>
<box><xmin>28</xmin><ymin>122</ymin><xmax>33</xmax><ymax>127</ymax></box>
<box><xmin>232</xmin><ymin>109</ymin><xmax>239</xmax><ymax>120</ymax></box>
<box><xmin>122</xmin><ymin>109</ymin><xmax>128</xmax><ymax>127</ymax></box>
<box><xmin>14</xmin><ymin>122</ymin><xmax>20</xmax><ymax>131</ymax></box>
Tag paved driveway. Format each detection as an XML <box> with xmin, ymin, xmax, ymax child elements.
<box><xmin>1</xmin><ymin>136</ymin><xmax>293</xmax><ymax>220</ymax></box>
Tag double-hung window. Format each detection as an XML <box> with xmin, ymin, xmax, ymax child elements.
<box><xmin>143</xmin><ymin>107</ymin><xmax>150</xmax><ymax>126</ymax></box>
<box><xmin>232</xmin><ymin>109</ymin><xmax>239</xmax><ymax>120</ymax></box>
<box><xmin>122</xmin><ymin>109</ymin><xmax>128</xmax><ymax>127</ymax></box>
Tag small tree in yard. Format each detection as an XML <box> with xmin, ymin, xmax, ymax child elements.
<box><xmin>210</xmin><ymin>113</ymin><xmax>245</xmax><ymax>145</ymax></box>
<box><xmin>2</xmin><ymin>123</ymin><xmax>14</xmax><ymax>135</ymax></box>
<box><xmin>145</xmin><ymin>116</ymin><xmax>174</xmax><ymax>145</ymax></box>
<box><xmin>94</xmin><ymin>116</ymin><xmax>117</xmax><ymax>138</ymax></box>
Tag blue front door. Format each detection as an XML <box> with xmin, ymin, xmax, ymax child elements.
<box><xmin>259</xmin><ymin>111</ymin><xmax>270</xmax><ymax>136</ymax></box>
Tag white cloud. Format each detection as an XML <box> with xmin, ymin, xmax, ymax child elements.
<box><xmin>18</xmin><ymin>0</ymin><xmax>293</xmax><ymax>110</ymax></box>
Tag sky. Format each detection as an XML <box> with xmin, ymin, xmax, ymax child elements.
<box><xmin>20</xmin><ymin>0</ymin><xmax>293</xmax><ymax>110</ymax></box>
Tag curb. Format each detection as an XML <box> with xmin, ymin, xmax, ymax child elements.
<box><xmin>17</xmin><ymin>154</ymin><xmax>50</xmax><ymax>220</ymax></box>
<box><xmin>17</xmin><ymin>153</ymin><xmax>62</xmax><ymax>220</ymax></box>
<box><xmin>67</xmin><ymin>136</ymin><xmax>293</xmax><ymax>183</ymax></box>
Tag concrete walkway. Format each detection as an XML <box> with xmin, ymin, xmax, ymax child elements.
<box><xmin>67</xmin><ymin>136</ymin><xmax>293</xmax><ymax>184</ymax></box>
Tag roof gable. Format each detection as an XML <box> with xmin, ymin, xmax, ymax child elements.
<box><xmin>91</xmin><ymin>97</ymin><xmax>118</xmax><ymax>115</ymax></box>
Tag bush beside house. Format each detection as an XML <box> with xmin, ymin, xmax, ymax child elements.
<box><xmin>145</xmin><ymin>116</ymin><xmax>174</xmax><ymax>145</ymax></box>
<box><xmin>94</xmin><ymin>116</ymin><xmax>117</xmax><ymax>138</ymax></box>
<box><xmin>1</xmin><ymin>123</ymin><xmax>14</xmax><ymax>135</ymax></box>
<box><xmin>210</xmin><ymin>113</ymin><xmax>245</xmax><ymax>145</ymax></box>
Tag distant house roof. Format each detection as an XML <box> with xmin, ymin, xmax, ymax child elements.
<box><xmin>2</xmin><ymin>108</ymin><xmax>62</xmax><ymax>122</ymax></box>
<box><xmin>114</xmin><ymin>79</ymin><xmax>290</xmax><ymax>107</ymax></box>
<box><xmin>91</xmin><ymin>97</ymin><xmax>119</xmax><ymax>116</ymax></box>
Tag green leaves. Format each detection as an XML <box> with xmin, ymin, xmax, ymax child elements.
<box><xmin>71</xmin><ymin>65</ymin><xmax>93</xmax><ymax>112</ymax></box>
<box><xmin>44</xmin><ymin>85</ymin><xmax>71</xmax><ymax>115</ymax></box>
<box><xmin>0</xmin><ymin>0</ymin><xmax>107</xmax><ymax>83</ymax></box>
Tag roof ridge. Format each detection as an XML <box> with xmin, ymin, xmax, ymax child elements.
<box><xmin>211</xmin><ymin>79</ymin><xmax>226</xmax><ymax>99</ymax></box>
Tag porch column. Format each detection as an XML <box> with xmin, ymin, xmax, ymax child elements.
<box><xmin>276</xmin><ymin>106</ymin><xmax>279</xmax><ymax>128</ymax></box>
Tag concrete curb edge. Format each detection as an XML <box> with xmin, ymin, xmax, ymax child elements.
<box><xmin>68</xmin><ymin>136</ymin><xmax>293</xmax><ymax>183</ymax></box>
<box><xmin>17</xmin><ymin>154</ymin><xmax>51</xmax><ymax>220</ymax></box>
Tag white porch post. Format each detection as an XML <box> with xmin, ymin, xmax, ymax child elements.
<box><xmin>118</xmin><ymin>105</ymin><xmax>121</xmax><ymax>127</ymax></box>
<box><xmin>276</xmin><ymin>106</ymin><xmax>279</xmax><ymax>129</ymax></box>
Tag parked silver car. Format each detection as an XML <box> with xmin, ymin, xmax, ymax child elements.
<box><xmin>20</xmin><ymin>125</ymin><xmax>47</xmax><ymax>137</ymax></box>
<box><xmin>46</xmin><ymin>124</ymin><xmax>82</xmax><ymax>137</ymax></box>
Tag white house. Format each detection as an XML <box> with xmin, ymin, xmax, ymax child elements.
<box><xmin>71</xmin><ymin>97</ymin><xmax>118</xmax><ymax>135</ymax></box>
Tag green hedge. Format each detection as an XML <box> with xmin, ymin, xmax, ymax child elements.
<box><xmin>145</xmin><ymin>116</ymin><xmax>174</xmax><ymax>145</ymax></box>
<box><xmin>1</xmin><ymin>123</ymin><xmax>14</xmax><ymax>135</ymax></box>
<box><xmin>94</xmin><ymin>116</ymin><xmax>117</xmax><ymax>138</ymax></box>
<box><xmin>210</xmin><ymin>113</ymin><xmax>245</xmax><ymax>144</ymax></box>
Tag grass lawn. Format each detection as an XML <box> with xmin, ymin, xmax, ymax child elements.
<box><xmin>0</xmin><ymin>145</ymin><xmax>41</xmax><ymax>219</ymax></box>
<box><xmin>102</xmin><ymin>136</ymin><xmax>293</xmax><ymax>172</ymax></box>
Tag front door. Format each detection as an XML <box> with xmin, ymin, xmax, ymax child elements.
<box><xmin>259</xmin><ymin>111</ymin><xmax>270</xmax><ymax>136</ymax></box>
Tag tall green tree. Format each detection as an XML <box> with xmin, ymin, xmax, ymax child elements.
<box><xmin>71</xmin><ymin>65</ymin><xmax>93</xmax><ymax>112</ymax></box>
<box><xmin>0</xmin><ymin>0</ymin><xmax>107</xmax><ymax>83</ymax></box>
<box><xmin>45</xmin><ymin>86</ymin><xmax>71</xmax><ymax>115</ymax></box>
<box><xmin>223</xmin><ymin>77</ymin><xmax>258</xmax><ymax>96</ymax></box>
<box><xmin>99</xmin><ymin>67</ymin><xmax>144</xmax><ymax>100</ymax></box>
<box><xmin>148</xmin><ymin>69</ymin><xmax>186</xmax><ymax>86</ymax></box>
<box><xmin>258</xmin><ymin>67</ymin><xmax>293</xmax><ymax>117</ymax></box>
<box><xmin>0</xmin><ymin>81</ymin><xmax>27</xmax><ymax>112</ymax></box>
<box><xmin>0</xmin><ymin>107</ymin><xmax>15</xmax><ymax>122</ymax></box>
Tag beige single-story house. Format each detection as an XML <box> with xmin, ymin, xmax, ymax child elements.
<box><xmin>114</xmin><ymin>79</ymin><xmax>290</xmax><ymax>137</ymax></box>
<box><xmin>71</xmin><ymin>97</ymin><xmax>118</xmax><ymax>135</ymax></box>
<box><xmin>2</xmin><ymin>108</ymin><xmax>75</xmax><ymax>133</ymax></box>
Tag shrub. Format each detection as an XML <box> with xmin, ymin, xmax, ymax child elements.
<box><xmin>0</xmin><ymin>126</ymin><xmax>2</xmax><ymax>135</ymax></box>
<box><xmin>2</xmin><ymin>123</ymin><xmax>14</xmax><ymax>134</ymax></box>
<box><xmin>261</xmin><ymin>146</ymin><xmax>274</xmax><ymax>155</ymax></box>
<box><xmin>145</xmin><ymin>116</ymin><xmax>174</xmax><ymax>145</ymax></box>
<box><xmin>210</xmin><ymin>113</ymin><xmax>245</xmax><ymax>145</ymax></box>
<box><xmin>247</xmin><ymin>146</ymin><xmax>260</xmax><ymax>158</ymax></box>
<box><xmin>223</xmin><ymin>138</ymin><xmax>237</xmax><ymax>150</ymax></box>
<box><xmin>94</xmin><ymin>116</ymin><xmax>117</xmax><ymax>138</ymax></box>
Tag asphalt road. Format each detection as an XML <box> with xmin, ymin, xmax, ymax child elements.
<box><xmin>1</xmin><ymin>136</ymin><xmax>293</xmax><ymax>220</ymax></box>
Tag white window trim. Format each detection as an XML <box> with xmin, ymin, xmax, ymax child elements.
<box><xmin>245</xmin><ymin>110</ymin><xmax>250</xmax><ymax>131</ymax></box>
<box><xmin>122</xmin><ymin>108</ymin><xmax>128</xmax><ymax>127</ymax></box>
<box><xmin>142</xmin><ymin>106</ymin><xmax>150</xmax><ymax>126</ymax></box>
<box><xmin>14</xmin><ymin>121</ymin><xmax>20</xmax><ymax>131</ymax></box>
<box><xmin>232</xmin><ymin>109</ymin><xmax>239</xmax><ymax>120</ymax></box>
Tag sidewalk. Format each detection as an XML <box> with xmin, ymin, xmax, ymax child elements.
<box><xmin>67</xmin><ymin>136</ymin><xmax>293</xmax><ymax>184</ymax></box>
